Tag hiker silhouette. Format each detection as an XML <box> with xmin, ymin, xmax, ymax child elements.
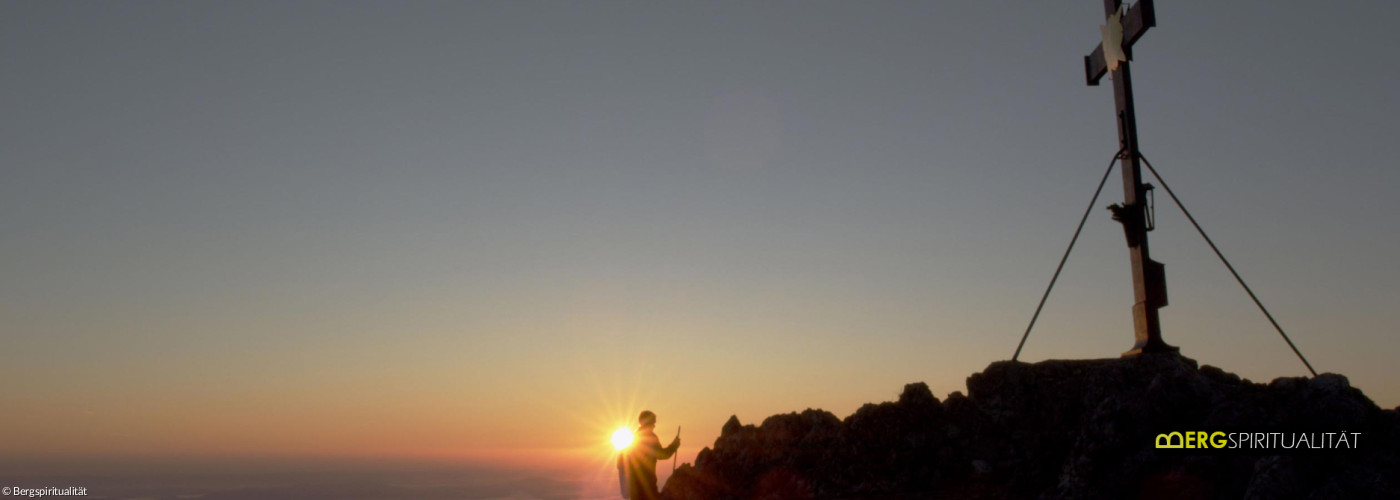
<box><xmin>617</xmin><ymin>410</ymin><xmax>680</xmax><ymax>500</ymax></box>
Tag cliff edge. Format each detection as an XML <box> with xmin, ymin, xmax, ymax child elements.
<box><xmin>661</xmin><ymin>354</ymin><xmax>1399</xmax><ymax>499</ymax></box>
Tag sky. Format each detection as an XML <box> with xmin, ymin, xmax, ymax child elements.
<box><xmin>3</xmin><ymin>1</ymin><xmax>1399</xmax><ymax>496</ymax></box>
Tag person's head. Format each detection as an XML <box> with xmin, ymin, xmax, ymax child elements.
<box><xmin>638</xmin><ymin>410</ymin><xmax>656</xmax><ymax>428</ymax></box>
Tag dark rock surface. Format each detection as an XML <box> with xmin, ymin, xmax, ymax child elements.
<box><xmin>661</xmin><ymin>354</ymin><xmax>1399</xmax><ymax>499</ymax></box>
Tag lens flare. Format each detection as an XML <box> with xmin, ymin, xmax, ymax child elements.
<box><xmin>610</xmin><ymin>427</ymin><xmax>634</xmax><ymax>451</ymax></box>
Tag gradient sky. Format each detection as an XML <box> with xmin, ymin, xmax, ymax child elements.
<box><xmin>3</xmin><ymin>0</ymin><xmax>1398</xmax><ymax>486</ymax></box>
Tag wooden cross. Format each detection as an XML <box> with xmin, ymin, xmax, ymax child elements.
<box><xmin>1084</xmin><ymin>0</ymin><xmax>1178</xmax><ymax>356</ymax></box>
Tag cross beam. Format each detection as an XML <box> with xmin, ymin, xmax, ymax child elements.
<box><xmin>1084</xmin><ymin>0</ymin><xmax>1155</xmax><ymax>86</ymax></box>
<box><xmin>1084</xmin><ymin>0</ymin><xmax>1177</xmax><ymax>356</ymax></box>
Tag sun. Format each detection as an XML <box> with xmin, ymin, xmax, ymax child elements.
<box><xmin>611</xmin><ymin>426</ymin><xmax>634</xmax><ymax>451</ymax></box>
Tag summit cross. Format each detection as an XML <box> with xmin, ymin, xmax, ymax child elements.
<box><xmin>1084</xmin><ymin>0</ymin><xmax>1178</xmax><ymax>356</ymax></box>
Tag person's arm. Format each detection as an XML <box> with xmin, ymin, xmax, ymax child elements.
<box><xmin>654</xmin><ymin>436</ymin><xmax>679</xmax><ymax>460</ymax></box>
<box><xmin>636</xmin><ymin>434</ymin><xmax>672</xmax><ymax>460</ymax></box>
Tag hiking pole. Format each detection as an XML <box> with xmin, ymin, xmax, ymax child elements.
<box><xmin>672</xmin><ymin>426</ymin><xmax>681</xmax><ymax>473</ymax></box>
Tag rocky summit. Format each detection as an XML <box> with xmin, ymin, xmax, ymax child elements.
<box><xmin>660</xmin><ymin>354</ymin><xmax>1400</xmax><ymax>499</ymax></box>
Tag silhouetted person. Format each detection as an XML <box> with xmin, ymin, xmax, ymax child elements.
<box><xmin>621</xmin><ymin>410</ymin><xmax>679</xmax><ymax>500</ymax></box>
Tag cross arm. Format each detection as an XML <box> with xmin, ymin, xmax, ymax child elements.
<box><xmin>1084</xmin><ymin>0</ymin><xmax>1156</xmax><ymax>86</ymax></box>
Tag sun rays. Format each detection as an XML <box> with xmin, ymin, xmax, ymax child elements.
<box><xmin>610</xmin><ymin>427</ymin><xmax>634</xmax><ymax>451</ymax></box>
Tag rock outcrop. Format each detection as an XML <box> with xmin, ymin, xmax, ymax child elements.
<box><xmin>661</xmin><ymin>354</ymin><xmax>1400</xmax><ymax>499</ymax></box>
